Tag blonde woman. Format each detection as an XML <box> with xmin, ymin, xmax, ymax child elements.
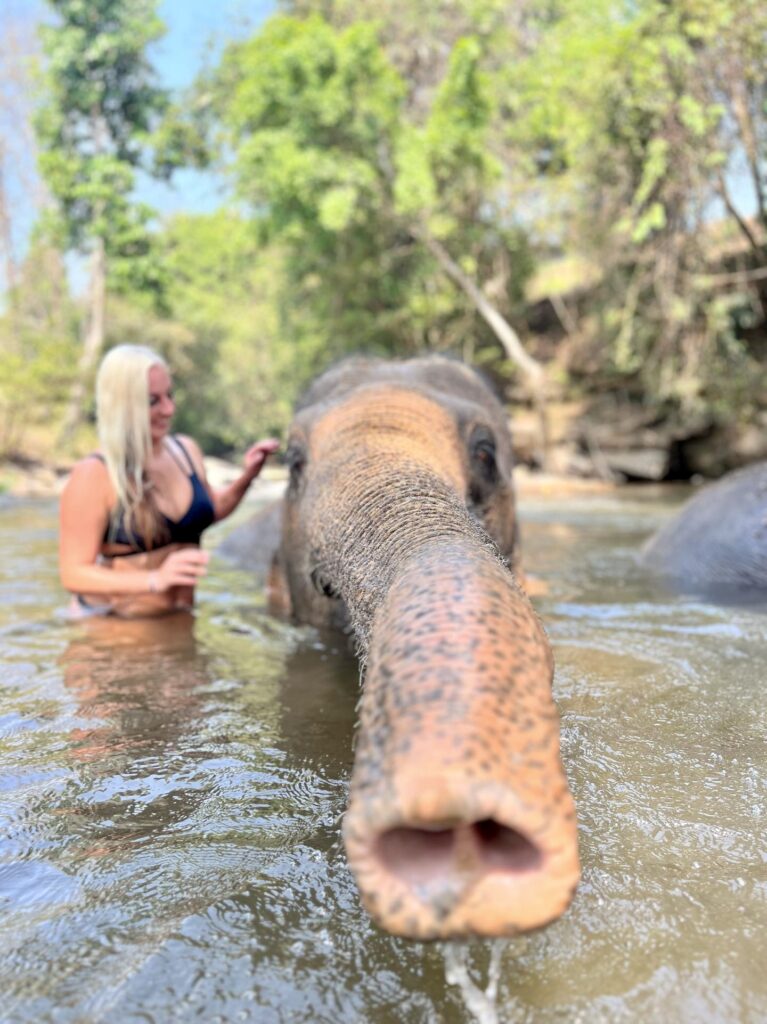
<box><xmin>59</xmin><ymin>344</ymin><xmax>279</xmax><ymax>616</ymax></box>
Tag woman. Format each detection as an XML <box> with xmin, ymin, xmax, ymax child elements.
<box><xmin>59</xmin><ymin>344</ymin><xmax>279</xmax><ymax>617</ymax></box>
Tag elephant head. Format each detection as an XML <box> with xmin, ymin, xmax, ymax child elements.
<box><xmin>268</xmin><ymin>356</ymin><xmax>580</xmax><ymax>939</ymax></box>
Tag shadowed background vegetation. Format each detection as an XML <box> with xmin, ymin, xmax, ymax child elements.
<box><xmin>1</xmin><ymin>0</ymin><xmax>766</xmax><ymax>480</ymax></box>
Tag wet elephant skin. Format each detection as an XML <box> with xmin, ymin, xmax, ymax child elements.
<box><xmin>228</xmin><ymin>356</ymin><xmax>580</xmax><ymax>939</ymax></box>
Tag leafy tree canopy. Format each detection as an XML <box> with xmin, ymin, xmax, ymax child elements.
<box><xmin>36</xmin><ymin>0</ymin><xmax>168</xmax><ymax>283</ymax></box>
<box><xmin>210</xmin><ymin>13</ymin><xmax>533</xmax><ymax>364</ymax></box>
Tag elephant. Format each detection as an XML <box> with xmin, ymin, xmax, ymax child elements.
<box><xmin>641</xmin><ymin>459</ymin><xmax>767</xmax><ymax>599</ymax></box>
<box><xmin>219</xmin><ymin>355</ymin><xmax>580</xmax><ymax>940</ymax></box>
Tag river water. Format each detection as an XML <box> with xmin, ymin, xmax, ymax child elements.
<box><xmin>0</xmin><ymin>486</ymin><xmax>765</xmax><ymax>1023</ymax></box>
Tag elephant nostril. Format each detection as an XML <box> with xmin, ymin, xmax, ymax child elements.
<box><xmin>374</xmin><ymin>819</ymin><xmax>542</xmax><ymax>888</ymax></box>
<box><xmin>375</xmin><ymin>827</ymin><xmax>455</xmax><ymax>886</ymax></box>
<box><xmin>472</xmin><ymin>818</ymin><xmax>542</xmax><ymax>871</ymax></box>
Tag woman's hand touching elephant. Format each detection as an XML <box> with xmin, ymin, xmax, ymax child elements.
<box><xmin>243</xmin><ymin>439</ymin><xmax>280</xmax><ymax>482</ymax></box>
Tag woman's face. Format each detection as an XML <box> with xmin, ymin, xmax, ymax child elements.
<box><xmin>148</xmin><ymin>364</ymin><xmax>175</xmax><ymax>444</ymax></box>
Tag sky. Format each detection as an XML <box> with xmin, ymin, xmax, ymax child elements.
<box><xmin>1</xmin><ymin>0</ymin><xmax>276</xmax><ymax>283</ymax></box>
<box><xmin>141</xmin><ymin>0</ymin><xmax>276</xmax><ymax>215</ymax></box>
<box><xmin>154</xmin><ymin>0</ymin><xmax>275</xmax><ymax>90</ymax></box>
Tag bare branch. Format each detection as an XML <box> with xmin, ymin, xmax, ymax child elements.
<box><xmin>715</xmin><ymin>171</ymin><xmax>763</xmax><ymax>256</ymax></box>
<box><xmin>416</xmin><ymin>229</ymin><xmax>545</xmax><ymax>387</ymax></box>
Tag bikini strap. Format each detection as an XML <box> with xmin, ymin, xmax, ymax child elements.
<box><xmin>168</xmin><ymin>435</ymin><xmax>196</xmax><ymax>475</ymax></box>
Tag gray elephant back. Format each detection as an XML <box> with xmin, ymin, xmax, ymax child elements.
<box><xmin>216</xmin><ymin>500</ymin><xmax>283</xmax><ymax>576</ymax></box>
<box><xmin>642</xmin><ymin>460</ymin><xmax>767</xmax><ymax>598</ymax></box>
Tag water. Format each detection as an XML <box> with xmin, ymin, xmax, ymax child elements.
<box><xmin>443</xmin><ymin>940</ymin><xmax>511</xmax><ymax>1023</ymax></box>
<box><xmin>0</xmin><ymin>486</ymin><xmax>765</xmax><ymax>1023</ymax></box>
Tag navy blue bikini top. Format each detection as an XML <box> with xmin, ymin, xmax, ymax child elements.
<box><xmin>96</xmin><ymin>437</ymin><xmax>215</xmax><ymax>552</ymax></box>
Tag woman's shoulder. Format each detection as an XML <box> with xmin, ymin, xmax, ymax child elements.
<box><xmin>173</xmin><ymin>433</ymin><xmax>203</xmax><ymax>454</ymax></box>
<box><xmin>63</xmin><ymin>454</ymin><xmax>112</xmax><ymax>496</ymax></box>
<box><xmin>60</xmin><ymin>454</ymin><xmax>114</xmax><ymax>532</ymax></box>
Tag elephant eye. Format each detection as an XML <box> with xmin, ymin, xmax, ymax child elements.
<box><xmin>286</xmin><ymin>442</ymin><xmax>306</xmax><ymax>486</ymax></box>
<box><xmin>310</xmin><ymin>566</ymin><xmax>339</xmax><ymax>599</ymax></box>
<box><xmin>471</xmin><ymin>436</ymin><xmax>498</xmax><ymax>484</ymax></box>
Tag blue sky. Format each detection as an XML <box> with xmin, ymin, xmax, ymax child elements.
<box><xmin>3</xmin><ymin>0</ymin><xmax>275</xmax><ymax>256</ymax></box>
<box><xmin>8</xmin><ymin>0</ymin><xmax>274</xmax><ymax>91</ymax></box>
<box><xmin>141</xmin><ymin>0</ymin><xmax>276</xmax><ymax>215</ymax></box>
<box><xmin>154</xmin><ymin>0</ymin><xmax>275</xmax><ymax>90</ymax></box>
<box><xmin>0</xmin><ymin>0</ymin><xmax>277</xmax><ymax>301</ymax></box>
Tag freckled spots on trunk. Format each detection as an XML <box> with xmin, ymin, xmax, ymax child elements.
<box><xmin>276</xmin><ymin>357</ymin><xmax>579</xmax><ymax>939</ymax></box>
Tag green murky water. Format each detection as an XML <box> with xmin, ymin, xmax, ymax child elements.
<box><xmin>1</xmin><ymin>486</ymin><xmax>765</xmax><ymax>1023</ymax></box>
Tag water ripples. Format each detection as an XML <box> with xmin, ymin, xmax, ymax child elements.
<box><xmin>0</xmin><ymin>494</ymin><xmax>766</xmax><ymax>1021</ymax></box>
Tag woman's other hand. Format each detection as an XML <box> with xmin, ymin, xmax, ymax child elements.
<box><xmin>154</xmin><ymin>547</ymin><xmax>210</xmax><ymax>591</ymax></box>
<box><xmin>104</xmin><ymin>544</ymin><xmax>208</xmax><ymax>617</ymax></box>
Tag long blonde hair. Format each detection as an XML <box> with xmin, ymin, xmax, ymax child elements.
<box><xmin>96</xmin><ymin>344</ymin><xmax>170</xmax><ymax>548</ymax></box>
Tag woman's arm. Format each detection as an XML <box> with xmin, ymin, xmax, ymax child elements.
<box><xmin>59</xmin><ymin>459</ymin><xmax>208</xmax><ymax>596</ymax></box>
<box><xmin>180</xmin><ymin>435</ymin><xmax>280</xmax><ymax>523</ymax></box>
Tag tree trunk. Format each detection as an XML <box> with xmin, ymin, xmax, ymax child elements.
<box><xmin>0</xmin><ymin>144</ymin><xmax>18</xmax><ymax>305</ymax></box>
<box><xmin>418</xmin><ymin>230</ymin><xmax>551</xmax><ymax>467</ymax></box>
<box><xmin>59</xmin><ymin>237</ymin><xmax>106</xmax><ymax>445</ymax></box>
<box><xmin>715</xmin><ymin>171</ymin><xmax>763</xmax><ymax>257</ymax></box>
<box><xmin>731</xmin><ymin>81</ymin><xmax>767</xmax><ymax>236</ymax></box>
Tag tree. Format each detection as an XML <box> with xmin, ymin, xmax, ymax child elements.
<box><xmin>0</xmin><ymin>10</ymin><xmax>46</xmax><ymax>326</ymax></box>
<box><xmin>0</xmin><ymin>239</ymin><xmax>80</xmax><ymax>456</ymax></box>
<box><xmin>35</xmin><ymin>0</ymin><xmax>168</xmax><ymax>442</ymax></box>
<box><xmin>0</xmin><ymin>9</ymin><xmax>80</xmax><ymax>457</ymax></box>
<box><xmin>105</xmin><ymin>210</ymin><xmax>320</xmax><ymax>450</ymax></box>
<box><xmin>504</xmin><ymin>0</ymin><xmax>767</xmax><ymax>419</ymax></box>
<box><xmin>211</xmin><ymin>15</ymin><xmax>541</xmax><ymax>407</ymax></box>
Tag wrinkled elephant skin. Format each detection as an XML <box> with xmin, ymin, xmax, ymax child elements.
<box><xmin>234</xmin><ymin>357</ymin><xmax>580</xmax><ymax>939</ymax></box>
<box><xmin>642</xmin><ymin>460</ymin><xmax>767</xmax><ymax>600</ymax></box>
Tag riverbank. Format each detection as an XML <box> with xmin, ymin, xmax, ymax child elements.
<box><xmin>0</xmin><ymin>455</ymin><xmax>628</xmax><ymax>504</ymax></box>
<box><xmin>2</xmin><ymin>451</ymin><xmax>706</xmax><ymax>506</ymax></box>
<box><xmin>4</xmin><ymin>392</ymin><xmax>759</xmax><ymax>500</ymax></box>
<box><xmin>0</xmin><ymin>456</ymin><xmax>291</xmax><ymax>500</ymax></box>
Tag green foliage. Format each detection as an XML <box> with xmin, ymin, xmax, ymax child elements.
<box><xmin>425</xmin><ymin>37</ymin><xmax>497</xmax><ymax>190</ymax></box>
<box><xmin>151</xmin><ymin>99</ymin><xmax>212</xmax><ymax>179</ymax></box>
<box><xmin>106</xmin><ymin>211</ymin><xmax>330</xmax><ymax>452</ymax></box>
<box><xmin>211</xmin><ymin>13</ymin><xmax>532</xmax><ymax>367</ymax></box>
<box><xmin>218</xmin><ymin>16</ymin><xmax>402</xmax><ymax>236</ymax></box>
<box><xmin>394</xmin><ymin>35</ymin><xmax>500</xmax><ymax>232</ymax></box>
<box><xmin>13</xmin><ymin>0</ymin><xmax>767</xmax><ymax>467</ymax></box>
<box><xmin>138</xmin><ymin>0</ymin><xmax>767</xmax><ymax>441</ymax></box>
<box><xmin>504</xmin><ymin>0</ymin><xmax>767</xmax><ymax>417</ymax></box>
<box><xmin>0</xmin><ymin>243</ymin><xmax>80</xmax><ymax>455</ymax></box>
<box><xmin>35</xmin><ymin>0</ymin><xmax>168</xmax><ymax>282</ymax></box>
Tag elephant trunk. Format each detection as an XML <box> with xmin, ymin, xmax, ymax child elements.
<box><xmin>342</xmin><ymin>538</ymin><xmax>580</xmax><ymax>940</ymax></box>
<box><xmin>298</xmin><ymin>387</ymin><xmax>579</xmax><ymax>939</ymax></box>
